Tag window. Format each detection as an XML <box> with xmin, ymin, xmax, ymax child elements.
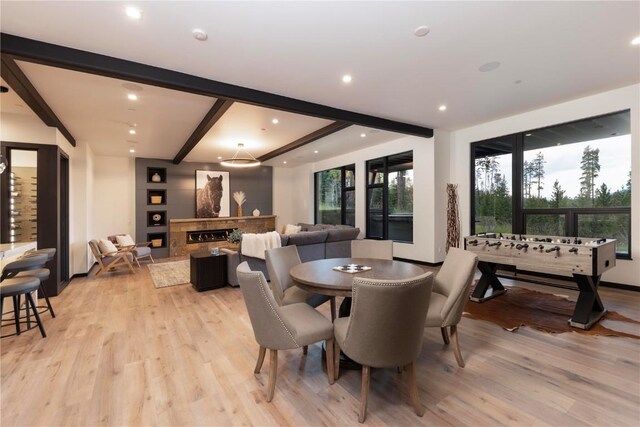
<box><xmin>314</xmin><ymin>164</ymin><xmax>355</xmax><ymax>226</ymax></box>
<box><xmin>366</xmin><ymin>151</ymin><xmax>413</xmax><ymax>242</ymax></box>
<box><xmin>471</xmin><ymin>110</ymin><xmax>632</xmax><ymax>257</ymax></box>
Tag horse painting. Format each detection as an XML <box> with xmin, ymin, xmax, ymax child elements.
<box><xmin>196</xmin><ymin>174</ymin><xmax>224</xmax><ymax>218</ymax></box>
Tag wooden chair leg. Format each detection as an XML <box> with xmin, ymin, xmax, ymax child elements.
<box><xmin>149</xmin><ymin>255</ymin><xmax>155</xmax><ymax>264</ymax></box>
<box><xmin>134</xmin><ymin>255</ymin><xmax>141</xmax><ymax>268</ymax></box>
<box><xmin>326</xmin><ymin>338</ymin><xmax>335</xmax><ymax>385</ymax></box>
<box><xmin>302</xmin><ymin>345</ymin><xmax>308</xmax><ymax>355</ymax></box>
<box><xmin>330</xmin><ymin>297</ymin><xmax>336</xmax><ymax>322</ymax></box>
<box><xmin>450</xmin><ymin>325</ymin><xmax>465</xmax><ymax>367</ymax></box>
<box><xmin>123</xmin><ymin>256</ymin><xmax>135</xmax><ymax>273</ymax></box>
<box><xmin>441</xmin><ymin>326</ymin><xmax>450</xmax><ymax>345</ymax></box>
<box><xmin>266</xmin><ymin>349</ymin><xmax>278</xmax><ymax>402</ymax></box>
<box><xmin>358</xmin><ymin>365</ymin><xmax>371</xmax><ymax>423</ymax></box>
<box><xmin>334</xmin><ymin>339</ymin><xmax>340</xmax><ymax>380</ymax></box>
<box><xmin>406</xmin><ymin>362</ymin><xmax>425</xmax><ymax>417</ymax></box>
<box><xmin>254</xmin><ymin>346</ymin><xmax>266</xmax><ymax>374</ymax></box>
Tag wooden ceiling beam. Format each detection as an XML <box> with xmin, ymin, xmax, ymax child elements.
<box><xmin>1</xmin><ymin>33</ymin><xmax>433</xmax><ymax>139</ymax></box>
<box><xmin>258</xmin><ymin>122</ymin><xmax>352</xmax><ymax>162</ymax></box>
<box><xmin>0</xmin><ymin>54</ymin><xmax>76</xmax><ymax>146</ymax></box>
<box><xmin>172</xmin><ymin>98</ymin><xmax>234</xmax><ymax>164</ymax></box>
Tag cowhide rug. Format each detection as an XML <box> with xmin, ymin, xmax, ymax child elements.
<box><xmin>463</xmin><ymin>284</ymin><xmax>640</xmax><ymax>339</ymax></box>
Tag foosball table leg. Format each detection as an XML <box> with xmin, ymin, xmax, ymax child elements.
<box><xmin>470</xmin><ymin>261</ymin><xmax>507</xmax><ymax>302</ymax></box>
<box><xmin>569</xmin><ymin>274</ymin><xmax>606</xmax><ymax>330</ymax></box>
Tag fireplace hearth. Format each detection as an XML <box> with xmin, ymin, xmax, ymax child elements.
<box><xmin>187</xmin><ymin>229</ymin><xmax>234</xmax><ymax>244</ymax></box>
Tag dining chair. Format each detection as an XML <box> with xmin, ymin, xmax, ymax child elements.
<box><xmin>333</xmin><ymin>271</ymin><xmax>433</xmax><ymax>423</ymax></box>
<box><xmin>425</xmin><ymin>247</ymin><xmax>478</xmax><ymax>367</ymax></box>
<box><xmin>236</xmin><ymin>262</ymin><xmax>335</xmax><ymax>402</ymax></box>
<box><xmin>351</xmin><ymin>239</ymin><xmax>393</xmax><ymax>260</ymax></box>
<box><xmin>265</xmin><ymin>245</ymin><xmax>336</xmax><ymax>322</ymax></box>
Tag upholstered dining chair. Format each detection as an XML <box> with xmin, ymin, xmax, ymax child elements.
<box><xmin>266</xmin><ymin>245</ymin><xmax>336</xmax><ymax>323</ymax></box>
<box><xmin>351</xmin><ymin>239</ymin><xmax>393</xmax><ymax>260</ymax></box>
<box><xmin>333</xmin><ymin>271</ymin><xmax>433</xmax><ymax>423</ymax></box>
<box><xmin>425</xmin><ymin>247</ymin><xmax>478</xmax><ymax>367</ymax></box>
<box><xmin>236</xmin><ymin>262</ymin><xmax>335</xmax><ymax>402</ymax></box>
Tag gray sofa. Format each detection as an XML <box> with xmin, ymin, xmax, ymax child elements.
<box><xmin>223</xmin><ymin>226</ymin><xmax>360</xmax><ymax>287</ymax></box>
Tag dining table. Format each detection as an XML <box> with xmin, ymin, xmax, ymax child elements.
<box><xmin>290</xmin><ymin>257</ymin><xmax>427</xmax><ymax>368</ymax></box>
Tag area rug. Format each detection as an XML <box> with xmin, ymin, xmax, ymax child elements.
<box><xmin>147</xmin><ymin>260</ymin><xmax>190</xmax><ymax>289</ymax></box>
<box><xmin>463</xmin><ymin>284</ymin><xmax>640</xmax><ymax>339</ymax></box>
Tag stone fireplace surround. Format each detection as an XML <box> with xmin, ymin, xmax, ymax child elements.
<box><xmin>169</xmin><ymin>215</ymin><xmax>276</xmax><ymax>257</ymax></box>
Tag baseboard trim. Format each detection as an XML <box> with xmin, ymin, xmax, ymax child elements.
<box><xmin>70</xmin><ymin>262</ymin><xmax>97</xmax><ymax>281</ymax></box>
<box><xmin>600</xmin><ymin>282</ymin><xmax>640</xmax><ymax>292</ymax></box>
<box><xmin>393</xmin><ymin>257</ymin><xmax>443</xmax><ymax>267</ymax></box>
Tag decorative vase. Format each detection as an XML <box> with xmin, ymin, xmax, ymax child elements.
<box><xmin>253</xmin><ymin>208</ymin><xmax>260</xmax><ymax>216</ymax></box>
<box><xmin>151</xmin><ymin>173</ymin><xmax>161</xmax><ymax>182</ymax></box>
<box><xmin>237</xmin><ymin>205</ymin><xmax>243</xmax><ymax>217</ymax></box>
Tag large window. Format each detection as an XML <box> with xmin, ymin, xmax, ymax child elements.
<box><xmin>471</xmin><ymin>110</ymin><xmax>632</xmax><ymax>257</ymax></box>
<box><xmin>314</xmin><ymin>164</ymin><xmax>355</xmax><ymax>226</ymax></box>
<box><xmin>366</xmin><ymin>151</ymin><xmax>413</xmax><ymax>242</ymax></box>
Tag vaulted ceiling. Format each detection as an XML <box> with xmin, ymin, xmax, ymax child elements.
<box><xmin>1</xmin><ymin>1</ymin><xmax>638</xmax><ymax>167</ymax></box>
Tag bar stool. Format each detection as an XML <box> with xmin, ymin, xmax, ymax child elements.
<box><xmin>0</xmin><ymin>277</ymin><xmax>46</xmax><ymax>338</ymax></box>
<box><xmin>1</xmin><ymin>254</ymin><xmax>51</xmax><ymax>322</ymax></box>
<box><xmin>7</xmin><ymin>250</ymin><xmax>56</xmax><ymax>318</ymax></box>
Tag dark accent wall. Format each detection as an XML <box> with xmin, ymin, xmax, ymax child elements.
<box><xmin>135</xmin><ymin>158</ymin><xmax>273</xmax><ymax>258</ymax></box>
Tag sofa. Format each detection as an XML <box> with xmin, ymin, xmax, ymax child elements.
<box><xmin>223</xmin><ymin>225</ymin><xmax>360</xmax><ymax>287</ymax></box>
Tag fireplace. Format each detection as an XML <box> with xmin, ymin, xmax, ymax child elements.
<box><xmin>186</xmin><ymin>229</ymin><xmax>234</xmax><ymax>244</ymax></box>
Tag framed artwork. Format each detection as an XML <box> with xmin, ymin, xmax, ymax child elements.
<box><xmin>195</xmin><ymin>170</ymin><xmax>230</xmax><ymax>218</ymax></box>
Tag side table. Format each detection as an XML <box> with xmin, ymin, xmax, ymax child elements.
<box><xmin>190</xmin><ymin>252</ymin><xmax>227</xmax><ymax>292</ymax></box>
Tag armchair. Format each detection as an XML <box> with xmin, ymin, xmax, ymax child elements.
<box><xmin>107</xmin><ymin>234</ymin><xmax>154</xmax><ymax>267</ymax></box>
<box><xmin>88</xmin><ymin>239</ymin><xmax>135</xmax><ymax>275</ymax></box>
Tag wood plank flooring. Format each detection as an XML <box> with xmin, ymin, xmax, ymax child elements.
<box><xmin>1</xmin><ymin>261</ymin><xmax>639</xmax><ymax>426</ymax></box>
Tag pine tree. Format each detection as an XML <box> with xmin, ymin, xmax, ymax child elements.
<box><xmin>550</xmin><ymin>179</ymin><xmax>565</xmax><ymax>208</ymax></box>
<box><xmin>595</xmin><ymin>183</ymin><xmax>612</xmax><ymax>207</ymax></box>
<box><xmin>579</xmin><ymin>146</ymin><xmax>601</xmax><ymax>203</ymax></box>
<box><xmin>523</xmin><ymin>160</ymin><xmax>533</xmax><ymax>198</ymax></box>
<box><xmin>531</xmin><ymin>152</ymin><xmax>546</xmax><ymax>198</ymax></box>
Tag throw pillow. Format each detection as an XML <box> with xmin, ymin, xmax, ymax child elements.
<box><xmin>99</xmin><ymin>238</ymin><xmax>118</xmax><ymax>254</ymax></box>
<box><xmin>115</xmin><ymin>234</ymin><xmax>136</xmax><ymax>247</ymax></box>
<box><xmin>284</xmin><ymin>224</ymin><xmax>302</xmax><ymax>235</ymax></box>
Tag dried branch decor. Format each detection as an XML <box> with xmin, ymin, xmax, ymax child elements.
<box><xmin>233</xmin><ymin>191</ymin><xmax>246</xmax><ymax>216</ymax></box>
<box><xmin>446</xmin><ymin>183</ymin><xmax>461</xmax><ymax>253</ymax></box>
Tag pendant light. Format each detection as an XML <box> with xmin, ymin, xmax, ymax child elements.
<box><xmin>220</xmin><ymin>143</ymin><xmax>261</xmax><ymax>168</ymax></box>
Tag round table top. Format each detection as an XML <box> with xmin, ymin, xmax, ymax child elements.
<box><xmin>289</xmin><ymin>258</ymin><xmax>426</xmax><ymax>297</ymax></box>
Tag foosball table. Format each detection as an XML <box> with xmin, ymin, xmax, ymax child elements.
<box><xmin>464</xmin><ymin>233</ymin><xmax>617</xmax><ymax>329</ymax></box>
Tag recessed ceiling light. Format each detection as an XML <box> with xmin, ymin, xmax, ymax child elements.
<box><xmin>632</xmin><ymin>36</ymin><xmax>640</xmax><ymax>45</ymax></box>
<box><xmin>478</xmin><ymin>61</ymin><xmax>501</xmax><ymax>72</ymax></box>
<box><xmin>283</xmin><ymin>161</ymin><xmax>287</xmax><ymax>164</ymax></box>
<box><xmin>414</xmin><ymin>25</ymin><xmax>430</xmax><ymax>37</ymax></box>
<box><xmin>127</xmin><ymin>93</ymin><xmax>138</xmax><ymax>101</ymax></box>
<box><xmin>129</xmin><ymin>129</ymin><xmax>136</xmax><ymax>135</ymax></box>
<box><xmin>342</xmin><ymin>74</ymin><xmax>352</xmax><ymax>84</ymax></box>
<box><xmin>360</xmin><ymin>133</ymin><xmax>366</xmax><ymax>138</ymax></box>
<box><xmin>525</xmin><ymin>133</ymin><xmax>532</xmax><ymax>137</ymax></box>
<box><xmin>192</xmin><ymin>29</ymin><xmax>208</xmax><ymax>41</ymax></box>
<box><xmin>272</xmin><ymin>118</ymin><xmax>279</xmax><ymax>124</ymax></box>
<box><xmin>129</xmin><ymin>148</ymin><xmax>136</xmax><ymax>153</ymax></box>
<box><xmin>217</xmin><ymin>156</ymin><xmax>222</xmax><ymax>160</ymax></box>
<box><xmin>314</xmin><ymin>150</ymin><xmax>319</xmax><ymax>154</ymax></box>
<box><xmin>125</xmin><ymin>6</ymin><xmax>142</xmax><ymax>20</ymax></box>
<box><xmin>438</xmin><ymin>105</ymin><xmax>447</xmax><ymax>111</ymax></box>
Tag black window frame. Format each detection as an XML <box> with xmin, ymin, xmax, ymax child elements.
<box><xmin>313</xmin><ymin>164</ymin><xmax>356</xmax><ymax>226</ymax></box>
<box><xmin>366</xmin><ymin>151</ymin><xmax>414</xmax><ymax>243</ymax></box>
<box><xmin>470</xmin><ymin>110</ymin><xmax>632</xmax><ymax>259</ymax></box>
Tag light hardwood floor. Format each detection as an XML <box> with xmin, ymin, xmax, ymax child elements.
<box><xmin>1</xmin><ymin>262</ymin><xmax>639</xmax><ymax>426</ymax></box>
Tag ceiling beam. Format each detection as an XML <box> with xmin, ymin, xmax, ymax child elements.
<box><xmin>0</xmin><ymin>33</ymin><xmax>433</xmax><ymax>139</ymax></box>
<box><xmin>258</xmin><ymin>122</ymin><xmax>352</xmax><ymax>162</ymax></box>
<box><xmin>173</xmin><ymin>98</ymin><xmax>234</xmax><ymax>164</ymax></box>
<box><xmin>0</xmin><ymin>54</ymin><xmax>76</xmax><ymax>146</ymax></box>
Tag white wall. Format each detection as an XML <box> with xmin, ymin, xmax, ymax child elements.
<box><xmin>274</xmin><ymin>134</ymin><xmax>448</xmax><ymax>263</ymax></box>
<box><xmin>450</xmin><ymin>84</ymin><xmax>640</xmax><ymax>287</ymax></box>
<box><xmin>91</xmin><ymin>156</ymin><xmax>136</xmax><ymax>240</ymax></box>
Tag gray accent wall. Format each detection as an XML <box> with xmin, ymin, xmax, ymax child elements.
<box><xmin>135</xmin><ymin>158</ymin><xmax>273</xmax><ymax>258</ymax></box>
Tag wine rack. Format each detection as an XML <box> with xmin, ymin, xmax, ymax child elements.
<box><xmin>8</xmin><ymin>171</ymin><xmax>37</xmax><ymax>243</ymax></box>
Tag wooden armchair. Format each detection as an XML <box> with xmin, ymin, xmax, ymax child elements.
<box><xmin>88</xmin><ymin>239</ymin><xmax>135</xmax><ymax>275</ymax></box>
<box><xmin>107</xmin><ymin>234</ymin><xmax>154</xmax><ymax>267</ymax></box>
